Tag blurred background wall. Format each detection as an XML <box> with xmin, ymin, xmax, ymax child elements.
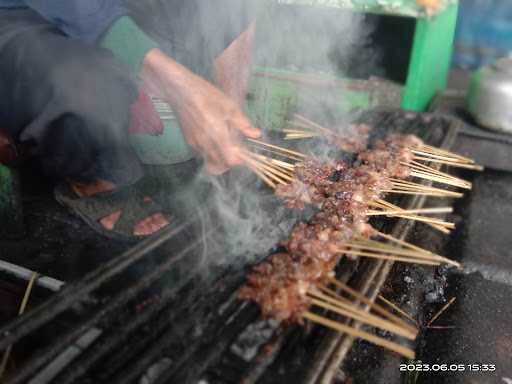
<box><xmin>454</xmin><ymin>0</ymin><xmax>512</xmax><ymax>69</ymax></box>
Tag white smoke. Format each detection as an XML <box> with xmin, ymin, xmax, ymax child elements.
<box><xmin>190</xmin><ymin>2</ymin><xmax>378</xmax><ymax>269</ymax></box>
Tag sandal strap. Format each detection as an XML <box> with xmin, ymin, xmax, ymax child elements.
<box><xmin>57</xmin><ymin>184</ymin><xmax>132</xmax><ymax>222</ymax></box>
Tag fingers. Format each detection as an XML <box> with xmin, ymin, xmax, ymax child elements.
<box><xmin>231</xmin><ymin>114</ymin><xmax>261</xmax><ymax>139</ymax></box>
<box><xmin>221</xmin><ymin>144</ymin><xmax>243</xmax><ymax>167</ymax></box>
<box><xmin>204</xmin><ymin>145</ymin><xmax>246</xmax><ymax>175</ymax></box>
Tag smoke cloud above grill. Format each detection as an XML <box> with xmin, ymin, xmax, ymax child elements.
<box><xmin>174</xmin><ymin>2</ymin><xmax>381</xmax><ymax>269</ymax></box>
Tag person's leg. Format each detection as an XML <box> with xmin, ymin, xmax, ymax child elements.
<box><xmin>0</xmin><ymin>9</ymin><xmax>168</xmax><ymax>236</ymax></box>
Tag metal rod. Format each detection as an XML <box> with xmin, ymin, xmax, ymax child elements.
<box><xmin>4</xmin><ymin>224</ymin><xmax>201</xmax><ymax>384</ymax></box>
<box><xmin>0</xmin><ymin>221</ymin><xmax>192</xmax><ymax>352</ymax></box>
<box><xmin>101</xmin><ymin>272</ymin><xmax>245</xmax><ymax>383</ymax></box>
<box><xmin>0</xmin><ymin>260</ymin><xmax>64</xmax><ymax>292</ymax></box>
<box><xmin>52</xmin><ymin>274</ymin><xmax>202</xmax><ymax>384</ymax></box>
<box><xmin>27</xmin><ymin>328</ymin><xmax>102</xmax><ymax>384</ymax></box>
<box><xmin>137</xmin><ymin>305</ymin><xmax>259</xmax><ymax>384</ymax></box>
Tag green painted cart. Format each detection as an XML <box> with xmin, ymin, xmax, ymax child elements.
<box><xmin>278</xmin><ymin>0</ymin><xmax>459</xmax><ymax>112</ymax></box>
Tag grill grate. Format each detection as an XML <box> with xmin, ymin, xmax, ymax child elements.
<box><xmin>0</xmin><ymin>109</ymin><xmax>461</xmax><ymax>384</ymax></box>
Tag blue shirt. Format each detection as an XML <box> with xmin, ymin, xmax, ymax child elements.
<box><xmin>0</xmin><ymin>0</ymin><xmax>126</xmax><ymax>43</ymax></box>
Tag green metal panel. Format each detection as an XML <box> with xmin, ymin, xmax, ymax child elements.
<box><xmin>246</xmin><ymin>68</ymin><xmax>372</xmax><ymax>130</ymax></box>
<box><xmin>401</xmin><ymin>3</ymin><xmax>458</xmax><ymax>111</ymax></box>
<box><xmin>129</xmin><ymin>118</ymin><xmax>194</xmax><ymax>165</ymax></box>
<box><xmin>274</xmin><ymin>0</ymin><xmax>459</xmax><ymax>112</ymax></box>
<box><xmin>277</xmin><ymin>0</ymin><xmax>457</xmax><ymax>18</ymax></box>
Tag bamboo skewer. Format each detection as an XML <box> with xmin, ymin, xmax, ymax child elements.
<box><xmin>407</xmin><ymin>166</ymin><xmax>471</xmax><ymax>188</ymax></box>
<box><xmin>365</xmin><ymin>215</ymin><xmax>454</xmax><ymax>230</ymax></box>
<box><xmin>284</xmin><ymin>114</ymin><xmax>341</xmax><ymax>140</ymax></box>
<box><xmin>241</xmin><ymin>152</ymin><xmax>296</xmax><ymax>187</ymax></box>
<box><xmin>269</xmin><ymin>158</ymin><xmax>296</xmax><ymax>170</ymax></box>
<box><xmin>288</xmin><ymin>120</ymin><xmax>325</xmax><ymax>133</ymax></box>
<box><xmin>338</xmin><ymin>246</ymin><xmax>458</xmax><ymax>266</ymax></box>
<box><xmin>349</xmin><ymin>230</ymin><xmax>460</xmax><ymax>267</ymax></box>
<box><xmin>390</xmin><ymin>178</ymin><xmax>462</xmax><ymax>191</ymax></box>
<box><xmin>427</xmin><ymin>297</ymin><xmax>456</xmax><ymax>326</ymax></box>
<box><xmin>413</xmin><ymin>156</ymin><xmax>484</xmax><ymax>171</ymax></box>
<box><xmin>336</xmin><ymin>248</ymin><xmax>441</xmax><ymax>265</ymax></box>
<box><xmin>382</xmin><ymin>189</ymin><xmax>462</xmax><ymax>198</ymax></box>
<box><xmin>410</xmin><ymin>160</ymin><xmax>472</xmax><ymax>182</ymax></box>
<box><xmin>307</xmin><ymin>292</ymin><xmax>416</xmax><ymax>340</ymax></box>
<box><xmin>366</xmin><ymin>207</ymin><xmax>453</xmax><ymax>216</ymax></box>
<box><xmin>409</xmin><ymin>171</ymin><xmax>471</xmax><ymax>190</ymax></box>
<box><xmin>244</xmin><ymin>159</ymin><xmax>276</xmax><ymax>189</ymax></box>
<box><xmin>242</xmin><ymin>155</ymin><xmax>287</xmax><ymax>186</ymax></box>
<box><xmin>293</xmin><ymin>114</ymin><xmax>335</xmax><ymax>135</ymax></box>
<box><xmin>308</xmin><ymin>289</ymin><xmax>416</xmax><ymax>338</ymax></box>
<box><xmin>418</xmin><ymin>144</ymin><xmax>475</xmax><ymax>164</ymax></box>
<box><xmin>348</xmin><ymin>237</ymin><xmax>429</xmax><ymax>255</ymax></box>
<box><xmin>244</xmin><ymin>152</ymin><xmax>296</xmax><ymax>178</ymax></box>
<box><xmin>371</xmin><ymin>199</ymin><xmax>454</xmax><ymax>233</ymax></box>
<box><xmin>341</xmin><ymin>242</ymin><xmax>457</xmax><ymax>266</ymax></box>
<box><xmin>284</xmin><ymin>134</ymin><xmax>317</xmax><ymax>140</ymax></box>
<box><xmin>405</xmin><ymin>161</ymin><xmax>472</xmax><ymax>189</ymax></box>
<box><xmin>283</xmin><ymin>128</ymin><xmax>313</xmax><ymax>134</ymax></box>
<box><xmin>0</xmin><ymin>272</ymin><xmax>38</xmax><ymax>379</ymax></box>
<box><xmin>373</xmin><ymin>230</ymin><xmax>435</xmax><ymax>254</ymax></box>
<box><xmin>388</xmin><ymin>187</ymin><xmax>460</xmax><ymax>197</ymax></box>
<box><xmin>303</xmin><ymin>312</ymin><xmax>416</xmax><ymax>359</ymax></box>
<box><xmin>377</xmin><ymin>295</ymin><xmax>418</xmax><ymax>326</ymax></box>
<box><xmin>244</xmin><ymin>153</ymin><xmax>294</xmax><ymax>182</ymax></box>
<box><xmin>372</xmin><ymin>198</ymin><xmax>452</xmax><ymax>224</ymax></box>
<box><xmin>388</xmin><ymin>179</ymin><xmax>464</xmax><ymax>198</ymax></box>
<box><xmin>411</xmin><ymin>149</ymin><xmax>470</xmax><ymax>163</ymax></box>
<box><xmin>247</xmin><ymin>138</ymin><xmax>307</xmax><ymax>159</ymax></box>
<box><xmin>374</xmin><ymin>213</ymin><xmax>452</xmax><ymax>234</ymax></box>
<box><xmin>373</xmin><ymin>230</ymin><xmax>460</xmax><ymax>269</ymax></box>
<box><xmin>324</xmin><ymin>280</ymin><xmax>418</xmax><ymax>333</ymax></box>
<box><xmin>282</xmin><ymin>127</ymin><xmax>320</xmax><ymax>140</ymax></box>
<box><xmin>248</xmin><ymin>145</ymin><xmax>304</xmax><ymax>162</ymax></box>
<box><xmin>287</xmin><ymin>115</ymin><xmax>480</xmax><ymax>170</ymax></box>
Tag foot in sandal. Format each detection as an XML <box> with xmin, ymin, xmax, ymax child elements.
<box><xmin>55</xmin><ymin>179</ymin><xmax>170</xmax><ymax>240</ymax></box>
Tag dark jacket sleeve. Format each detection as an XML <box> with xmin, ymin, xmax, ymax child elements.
<box><xmin>22</xmin><ymin>0</ymin><xmax>126</xmax><ymax>43</ymax></box>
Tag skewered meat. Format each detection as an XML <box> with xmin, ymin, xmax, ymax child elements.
<box><xmin>241</xmin><ymin>134</ymin><xmax>424</xmax><ymax>323</ymax></box>
<box><xmin>334</xmin><ymin>123</ymin><xmax>371</xmax><ymax>153</ymax></box>
<box><xmin>275</xmin><ymin>159</ymin><xmax>347</xmax><ymax>209</ymax></box>
<box><xmin>358</xmin><ymin>134</ymin><xmax>423</xmax><ymax>178</ymax></box>
<box><xmin>239</xmin><ymin>253</ymin><xmax>314</xmax><ymax>323</ymax></box>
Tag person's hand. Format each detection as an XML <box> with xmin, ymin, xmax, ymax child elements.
<box><xmin>171</xmin><ymin>75</ymin><xmax>260</xmax><ymax>174</ymax></box>
<box><xmin>140</xmin><ymin>49</ymin><xmax>260</xmax><ymax>174</ymax></box>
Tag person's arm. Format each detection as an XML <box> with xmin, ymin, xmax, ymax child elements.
<box><xmin>21</xmin><ymin>1</ymin><xmax>260</xmax><ymax>173</ymax></box>
<box><xmin>140</xmin><ymin>48</ymin><xmax>261</xmax><ymax>174</ymax></box>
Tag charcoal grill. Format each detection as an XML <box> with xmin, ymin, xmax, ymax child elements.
<box><xmin>0</xmin><ymin>109</ymin><xmax>463</xmax><ymax>384</ymax></box>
